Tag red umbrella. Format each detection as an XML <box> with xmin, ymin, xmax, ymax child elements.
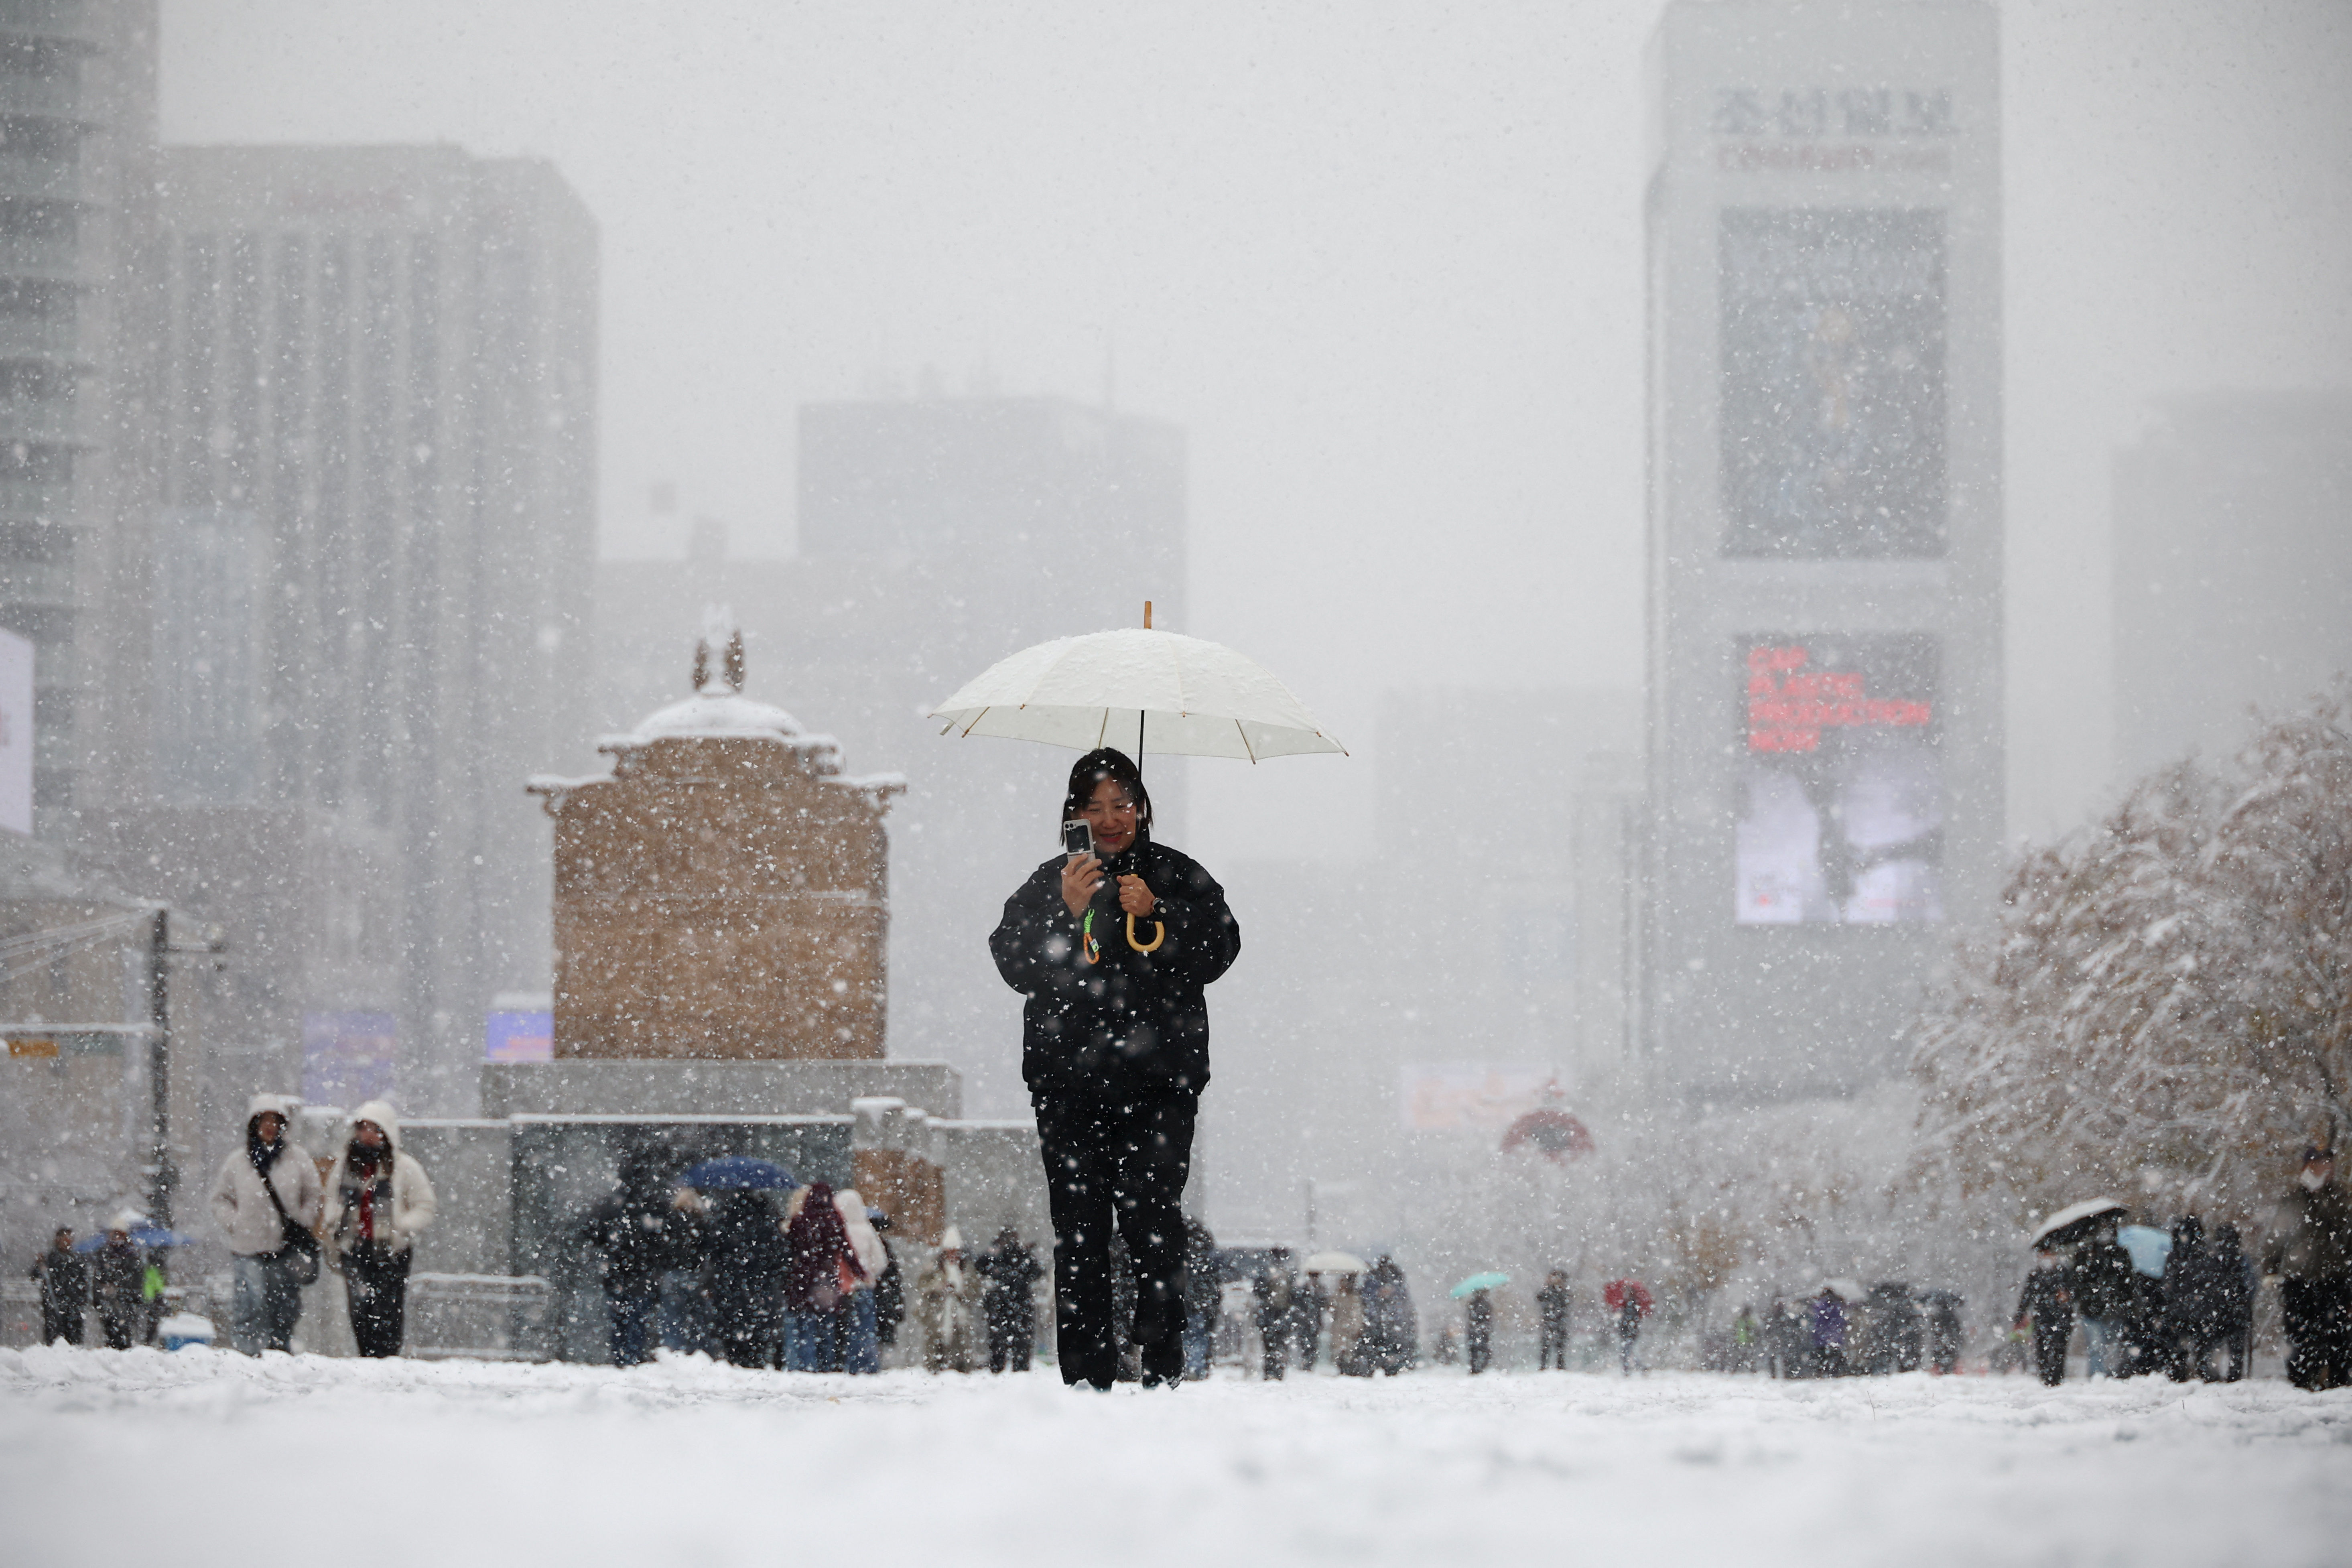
<box><xmin>1602</xmin><ymin>1278</ymin><xmax>1653</xmax><ymax>1316</ymax></box>
<box><xmin>1500</xmin><ymin>1108</ymin><xmax>1594</xmax><ymax>1161</ymax></box>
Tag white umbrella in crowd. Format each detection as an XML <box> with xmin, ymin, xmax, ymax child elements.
<box><xmin>928</xmin><ymin>603</ymin><xmax>1346</xmax><ymax>770</ymax></box>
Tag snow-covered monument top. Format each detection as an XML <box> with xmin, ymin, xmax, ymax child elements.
<box><xmin>527</xmin><ymin>631</ymin><xmax>905</xmax><ymax>1062</ymax></box>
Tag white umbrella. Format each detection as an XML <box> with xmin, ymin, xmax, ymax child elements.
<box><xmin>1820</xmin><ymin>1278</ymin><xmax>1867</xmax><ymax>1302</ymax></box>
<box><xmin>1301</xmin><ymin>1250</ymin><xmax>1368</xmax><ymax>1275</ymax></box>
<box><xmin>928</xmin><ymin>616</ymin><xmax>1345</xmax><ymax>765</ymax></box>
<box><xmin>2029</xmin><ymin>1197</ymin><xmax>2128</xmax><ymax>1249</ymax></box>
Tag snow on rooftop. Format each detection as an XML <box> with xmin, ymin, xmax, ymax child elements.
<box><xmin>613</xmin><ymin>685</ymin><xmax>814</xmax><ymax>748</ymax></box>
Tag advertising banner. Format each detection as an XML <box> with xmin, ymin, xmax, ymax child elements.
<box><xmin>1736</xmin><ymin>634</ymin><xmax>1944</xmax><ymax>923</ymax></box>
<box><xmin>1720</xmin><ymin>207</ymin><xmax>1948</xmax><ymax>559</ymax></box>
<box><xmin>485</xmin><ymin>1009</ymin><xmax>554</xmax><ymax>1062</ymax></box>
<box><xmin>301</xmin><ymin>1011</ymin><xmax>397</xmax><ymax>1108</ymax></box>
<box><xmin>1397</xmin><ymin>1064</ymin><xmax>1560</xmax><ymax>1133</ymax></box>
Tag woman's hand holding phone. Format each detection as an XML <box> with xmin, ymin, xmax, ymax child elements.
<box><xmin>1061</xmin><ymin>853</ymin><xmax>1103</xmax><ymax>919</ymax></box>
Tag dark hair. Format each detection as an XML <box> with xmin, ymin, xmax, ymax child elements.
<box><xmin>1061</xmin><ymin>747</ymin><xmax>1153</xmax><ymax>838</ymax></box>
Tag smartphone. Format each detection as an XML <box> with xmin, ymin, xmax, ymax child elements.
<box><xmin>1062</xmin><ymin>820</ymin><xmax>1093</xmax><ymax>858</ymax></box>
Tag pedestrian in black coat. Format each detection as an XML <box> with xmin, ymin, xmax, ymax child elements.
<box><xmin>975</xmin><ymin>1227</ymin><xmax>1044</xmax><ymax>1373</ymax></box>
<box><xmin>91</xmin><ymin>1218</ymin><xmax>146</xmax><ymax>1351</ymax></box>
<box><xmin>1465</xmin><ymin>1288</ymin><xmax>1495</xmax><ymax>1375</ymax></box>
<box><xmin>2070</xmin><ymin>1227</ymin><xmax>2137</xmax><ymax>1377</ymax></box>
<box><xmin>991</xmin><ymin>748</ymin><xmax>1241</xmax><ymax>1389</ymax></box>
<box><xmin>868</xmin><ymin>1209</ymin><xmax>906</xmax><ymax>1349</ymax></box>
<box><xmin>1536</xmin><ymin>1270</ymin><xmax>1572</xmax><ymax>1370</ymax></box>
<box><xmin>579</xmin><ymin>1154</ymin><xmax>695</xmax><ymax>1367</ymax></box>
<box><xmin>28</xmin><ymin>1227</ymin><xmax>87</xmax><ymax>1346</ymax></box>
<box><xmin>1361</xmin><ymin>1255</ymin><xmax>1418</xmax><ymax>1375</ymax></box>
<box><xmin>2206</xmin><ymin>1223</ymin><xmax>2257</xmax><ymax>1381</ymax></box>
<box><xmin>706</xmin><ymin>1190</ymin><xmax>790</xmax><ymax>1368</ymax></box>
<box><xmin>2015</xmin><ymin>1249</ymin><xmax>2075</xmax><ymax>1386</ymax></box>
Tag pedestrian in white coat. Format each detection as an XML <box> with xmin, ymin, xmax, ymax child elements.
<box><xmin>205</xmin><ymin>1092</ymin><xmax>321</xmax><ymax>1354</ymax></box>
<box><xmin>321</xmin><ymin>1100</ymin><xmax>437</xmax><ymax>1357</ymax></box>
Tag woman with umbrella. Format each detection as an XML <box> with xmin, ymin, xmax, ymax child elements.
<box><xmin>990</xmin><ymin>747</ymin><xmax>1241</xmax><ymax>1389</ymax></box>
<box><xmin>1605</xmin><ymin>1278</ymin><xmax>1654</xmax><ymax>1375</ymax></box>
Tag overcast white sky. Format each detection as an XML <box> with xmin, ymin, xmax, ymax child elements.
<box><xmin>159</xmin><ymin>2</ymin><xmax>2352</xmax><ymax>859</ymax></box>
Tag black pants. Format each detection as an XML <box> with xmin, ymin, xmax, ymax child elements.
<box><xmin>41</xmin><ymin>1303</ymin><xmax>83</xmax><ymax>1346</ymax></box>
<box><xmin>1468</xmin><ymin>1322</ymin><xmax>1492</xmax><ymax>1374</ymax></box>
<box><xmin>345</xmin><ymin>1247</ymin><xmax>412</xmax><ymax>1358</ymax></box>
<box><xmin>98</xmin><ymin>1302</ymin><xmax>138</xmax><ymax>1351</ymax></box>
<box><xmin>2033</xmin><ymin>1319</ymin><xmax>2072</xmax><ymax>1386</ymax></box>
<box><xmin>2282</xmin><ymin>1277</ymin><xmax>2352</xmax><ymax>1391</ymax></box>
<box><xmin>1035</xmin><ymin>1090</ymin><xmax>1196</xmax><ymax>1389</ymax></box>
<box><xmin>989</xmin><ymin>1315</ymin><xmax>1034</xmax><ymax>1373</ymax></box>
<box><xmin>1539</xmin><ymin>1323</ymin><xmax>1568</xmax><ymax>1369</ymax></box>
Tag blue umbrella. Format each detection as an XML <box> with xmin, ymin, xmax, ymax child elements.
<box><xmin>2116</xmin><ymin>1224</ymin><xmax>2172</xmax><ymax>1279</ymax></box>
<box><xmin>74</xmin><ymin>1225</ymin><xmax>194</xmax><ymax>1252</ymax></box>
<box><xmin>678</xmin><ymin>1156</ymin><xmax>797</xmax><ymax>1191</ymax></box>
<box><xmin>1450</xmin><ymin>1271</ymin><xmax>1511</xmax><ymax>1298</ymax></box>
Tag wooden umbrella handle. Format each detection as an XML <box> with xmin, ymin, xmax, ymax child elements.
<box><xmin>1125</xmin><ymin>914</ymin><xmax>1165</xmax><ymax>953</ymax></box>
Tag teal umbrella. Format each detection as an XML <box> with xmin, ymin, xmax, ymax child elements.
<box><xmin>1450</xmin><ymin>1271</ymin><xmax>1511</xmax><ymax>1298</ymax></box>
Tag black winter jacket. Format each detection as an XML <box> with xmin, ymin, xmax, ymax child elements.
<box><xmin>990</xmin><ymin>837</ymin><xmax>1240</xmax><ymax>1099</ymax></box>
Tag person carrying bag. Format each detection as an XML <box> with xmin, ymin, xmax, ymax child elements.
<box><xmin>207</xmin><ymin>1092</ymin><xmax>322</xmax><ymax>1353</ymax></box>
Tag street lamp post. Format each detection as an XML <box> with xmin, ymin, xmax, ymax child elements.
<box><xmin>145</xmin><ymin>908</ymin><xmax>228</xmax><ymax>1228</ymax></box>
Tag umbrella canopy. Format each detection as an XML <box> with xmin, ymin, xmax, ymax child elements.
<box><xmin>678</xmin><ymin>1156</ymin><xmax>797</xmax><ymax>1192</ymax></box>
<box><xmin>928</xmin><ymin>626</ymin><xmax>1345</xmax><ymax>764</ymax></box>
<box><xmin>1450</xmin><ymin>1271</ymin><xmax>1511</xmax><ymax>1298</ymax></box>
<box><xmin>1602</xmin><ymin>1278</ymin><xmax>1654</xmax><ymax>1314</ymax></box>
<box><xmin>1302</xmin><ymin>1250</ymin><xmax>1368</xmax><ymax>1275</ymax></box>
<box><xmin>2116</xmin><ymin>1225</ymin><xmax>2173</xmax><ymax>1278</ymax></box>
<box><xmin>2031</xmin><ymin>1197</ymin><xmax>2128</xmax><ymax>1250</ymax></box>
<box><xmin>1819</xmin><ymin>1278</ymin><xmax>1868</xmax><ymax>1303</ymax></box>
<box><xmin>73</xmin><ymin>1225</ymin><xmax>193</xmax><ymax>1252</ymax></box>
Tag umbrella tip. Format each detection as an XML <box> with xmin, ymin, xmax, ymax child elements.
<box><xmin>1144</xmin><ymin>600</ymin><xmax>1152</xmax><ymax>630</ymax></box>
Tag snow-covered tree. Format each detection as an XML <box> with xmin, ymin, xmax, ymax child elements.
<box><xmin>1913</xmin><ymin>682</ymin><xmax>2352</xmax><ymax>1223</ymax></box>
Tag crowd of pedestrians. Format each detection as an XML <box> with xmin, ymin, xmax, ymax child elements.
<box><xmin>2008</xmin><ymin>1142</ymin><xmax>2348</xmax><ymax>1390</ymax></box>
<box><xmin>575</xmin><ymin>1155</ymin><xmax>1050</xmax><ymax>1376</ymax></box>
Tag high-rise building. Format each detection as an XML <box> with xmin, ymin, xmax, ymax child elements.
<box><xmin>594</xmin><ymin>396</ymin><xmax>1185</xmax><ymax>1113</ymax></box>
<box><xmin>0</xmin><ymin>0</ymin><xmax>156</xmax><ymax>829</ymax></box>
<box><xmin>118</xmin><ymin>145</ymin><xmax>597</xmax><ymax>1112</ymax></box>
<box><xmin>1643</xmin><ymin>2</ymin><xmax>2005</xmax><ymax>1102</ymax></box>
<box><xmin>2112</xmin><ymin>392</ymin><xmax>2352</xmax><ymax>780</ymax></box>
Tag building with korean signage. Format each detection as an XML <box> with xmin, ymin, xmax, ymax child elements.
<box><xmin>1642</xmin><ymin>1</ymin><xmax>2004</xmax><ymax>1101</ymax></box>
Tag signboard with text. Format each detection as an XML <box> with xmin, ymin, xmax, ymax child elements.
<box><xmin>1736</xmin><ymin>635</ymin><xmax>1944</xmax><ymax>924</ymax></box>
<box><xmin>485</xmin><ymin>1009</ymin><xmax>554</xmax><ymax>1063</ymax></box>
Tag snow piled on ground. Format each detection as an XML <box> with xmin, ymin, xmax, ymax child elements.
<box><xmin>4</xmin><ymin>1348</ymin><xmax>2346</xmax><ymax>1567</ymax></box>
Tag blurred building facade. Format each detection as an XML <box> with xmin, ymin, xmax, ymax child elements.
<box><xmin>594</xmin><ymin>396</ymin><xmax>1186</xmax><ymax>1114</ymax></box>
<box><xmin>1642</xmin><ymin>1</ymin><xmax>2005</xmax><ymax>1103</ymax></box>
<box><xmin>2111</xmin><ymin>391</ymin><xmax>2352</xmax><ymax>780</ymax></box>
<box><xmin>0</xmin><ymin>0</ymin><xmax>155</xmax><ymax>829</ymax></box>
<box><xmin>1198</xmin><ymin>688</ymin><xmax>1641</xmax><ymax>1244</ymax></box>
<box><xmin>104</xmin><ymin>144</ymin><xmax>598</xmax><ymax>1122</ymax></box>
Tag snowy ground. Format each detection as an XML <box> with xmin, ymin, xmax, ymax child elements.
<box><xmin>4</xmin><ymin>1348</ymin><xmax>2347</xmax><ymax>1567</ymax></box>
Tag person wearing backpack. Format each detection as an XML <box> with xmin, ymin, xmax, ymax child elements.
<box><xmin>206</xmin><ymin>1093</ymin><xmax>323</xmax><ymax>1354</ymax></box>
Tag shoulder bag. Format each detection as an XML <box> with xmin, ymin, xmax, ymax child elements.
<box><xmin>256</xmin><ymin>1158</ymin><xmax>323</xmax><ymax>1286</ymax></box>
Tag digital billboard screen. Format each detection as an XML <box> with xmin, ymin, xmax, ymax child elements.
<box><xmin>1720</xmin><ymin>208</ymin><xmax>1947</xmax><ymax>559</ymax></box>
<box><xmin>1736</xmin><ymin>635</ymin><xmax>1943</xmax><ymax>924</ymax></box>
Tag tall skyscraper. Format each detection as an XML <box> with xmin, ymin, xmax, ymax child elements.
<box><xmin>0</xmin><ymin>0</ymin><xmax>156</xmax><ymax>831</ymax></box>
<box><xmin>120</xmin><ymin>145</ymin><xmax>597</xmax><ymax>1111</ymax></box>
<box><xmin>2112</xmin><ymin>392</ymin><xmax>2352</xmax><ymax>781</ymax></box>
<box><xmin>1643</xmin><ymin>2</ymin><xmax>2004</xmax><ymax>1102</ymax></box>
